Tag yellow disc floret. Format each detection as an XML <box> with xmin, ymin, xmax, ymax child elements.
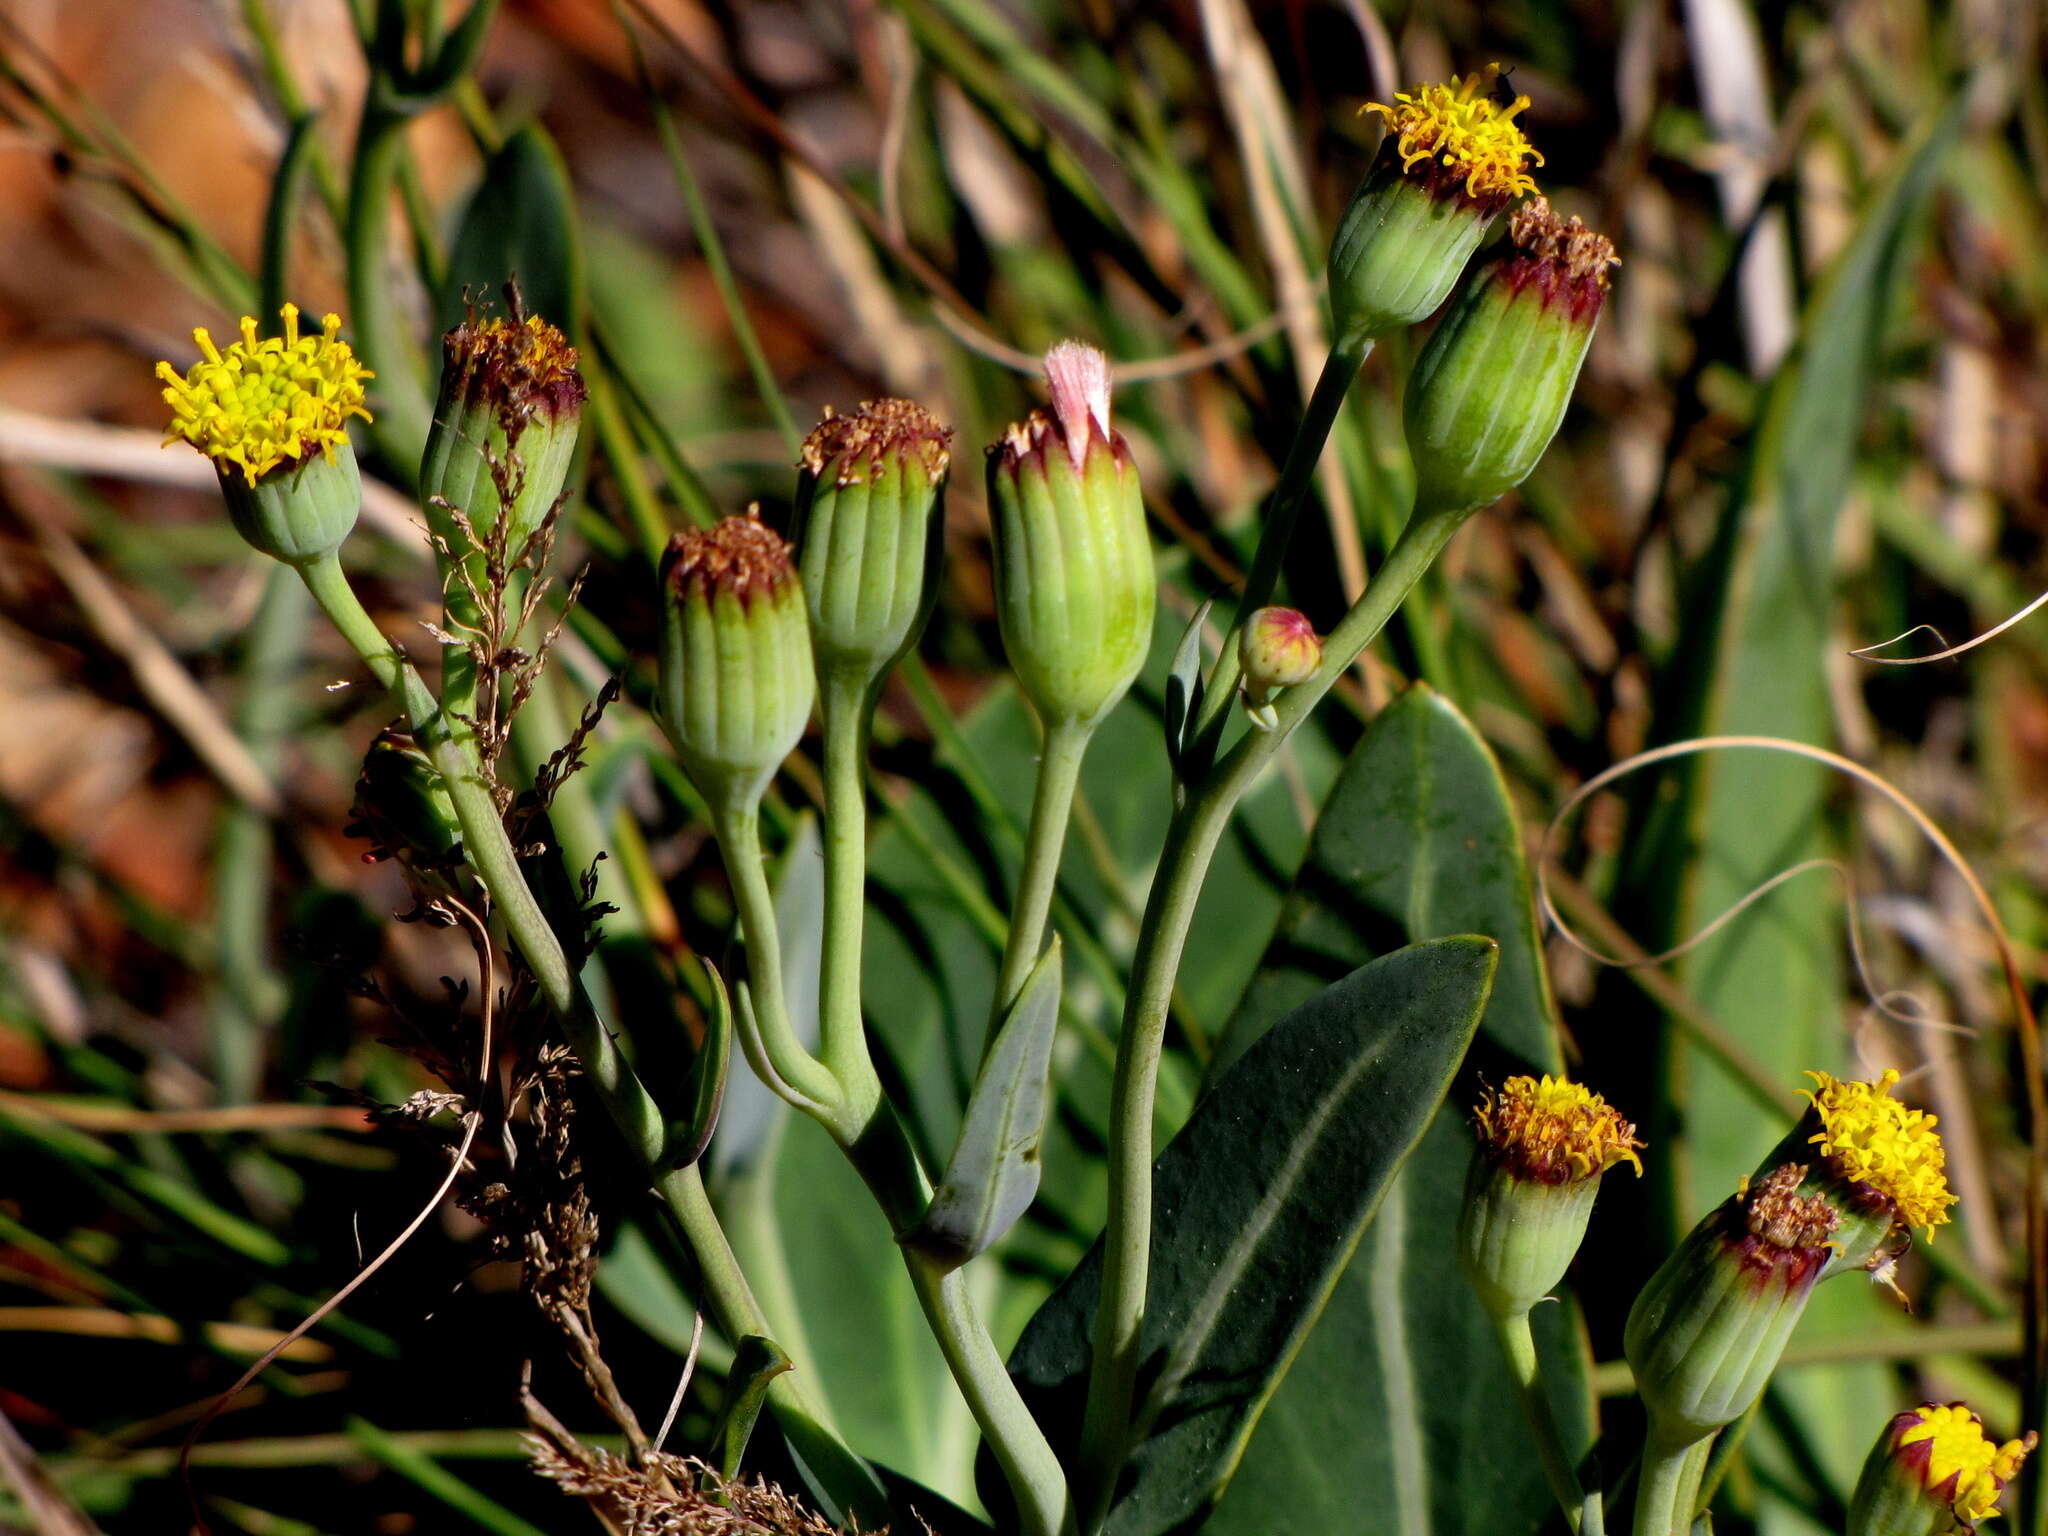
<box><xmin>158</xmin><ymin>304</ymin><xmax>373</xmax><ymax>485</ymax></box>
<box><xmin>1474</xmin><ymin>1074</ymin><xmax>1643</xmax><ymax>1184</ymax></box>
<box><xmin>1894</xmin><ymin>1404</ymin><xmax>2034</xmax><ymax>1525</ymax></box>
<box><xmin>1364</xmin><ymin>64</ymin><xmax>1543</xmax><ymax>201</ymax></box>
<box><xmin>1805</xmin><ymin>1069</ymin><xmax>1957</xmax><ymax>1239</ymax></box>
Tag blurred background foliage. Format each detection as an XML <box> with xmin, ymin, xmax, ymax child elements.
<box><xmin>0</xmin><ymin>0</ymin><xmax>2045</xmax><ymax>1533</ymax></box>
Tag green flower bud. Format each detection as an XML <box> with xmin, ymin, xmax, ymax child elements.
<box><xmin>157</xmin><ymin>305</ymin><xmax>372</xmax><ymax>567</ymax></box>
<box><xmin>656</xmin><ymin>513</ymin><xmax>814</xmax><ymax>812</ymax></box>
<box><xmin>1330</xmin><ymin>66</ymin><xmax>1542</xmax><ymax>349</ymax></box>
<box><xmin>986</xmin><ymin>342</ymin><xmax>1155</xmax><ymax>729</ymax></box>
<box><xmin>1625</xmin><ymin>1164</ymin><xmax>1838</xmax><ymax>1446</ymax></box>
<box><xmin>419</xmin><ymin>304</ymin><xmax>587</xmax><ymax>600</ymax></box>
<box><xmin>1404</xmin><ymin>197</ymin><xmax>1616</xmax><ymax>515</ymax></box>
<box><xmin>1458</xmin><ymin>1075</ymin><xmax>1642</xmax><ymax>1319</ymax></box>
<box><xmin>790</xmin><ymin>398</ymin><xmax>951</xmax><ymax>690</ymax></box>
<box><xmin>1849</xmin><ymin>1404</ymin><xmax>2034</xmax><ymax>1536</ymax></box>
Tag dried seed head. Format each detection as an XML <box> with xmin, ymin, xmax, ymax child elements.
<box><xmin>800</xmin><ymin>398</ymin><xmax>952</xmax><ymax>486</ymax></box>
<box><xmin>662</xmin><ymin>510</ymin><xmax>801</xmax><ymax>607</ymax></box>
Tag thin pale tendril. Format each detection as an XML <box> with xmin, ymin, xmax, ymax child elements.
<box><xmin>1536</xmin><ymin>737</ymin><xmax>2009</xmax><ymax>1047</ymax></box>
<box><xmin>653</xmin><ymin>1308</ymin><xmax>704</xmax><ymax>1454</ymax></box>
<box><xmin>181</xmin><ymin>897</ymin><xmax>498</xmax><ymax>1535</ymax></box>
<box><xmin>1850</xmin><ymin>586</ymin><xmax>2048</xmax><ymax>664</ymax></box>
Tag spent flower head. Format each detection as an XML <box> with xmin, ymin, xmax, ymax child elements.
<box><xmin>1403</xmin><ymin>196</ymin><xmax>1615</xmax><ymax>514</ymax></box>
<box><xmin>657</xmin><ymin>511</ymin><xmax>814</xmax><ymax>813</ymax></box>
<box><xmin>794</xmin><ymin>398</ymin><xmax>952</xmax><ymax>689</ymax></box>
<box><xmin>1363</xmin><ymin>64</ymin><xmax>1543</xmax><ymax>204</ymax></box>
<box><xmin>1804</xmin><ymin>1069</ymin><xmax>1956</xmax><ymax>1240</ymax></box>
<box><xmin>1474</xmin><ymin>1074</ymin><xmax>1643</xmax><ymax>1185</ymax></box>
<box><xmin>158</xmin><ymin>304</ymin><xmax>373</xmax><ymax>485</ymax></box>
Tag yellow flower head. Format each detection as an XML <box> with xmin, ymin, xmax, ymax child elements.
<box><xmin>1892</xmin><ymin>1403</ymin><xmax>2035</xmax><ymax>1526</ymax></box>
<box><xmin>1474</xmin><ymin>1074</ymin><xmax>1643</xmax><ymax>1185</ymax></box>
<box><xmin>1363</xmin><ymin>64</ymin><xmax>1543</xmax><ymax>202</ymax></box>
<box><xmin>1804</xmin><ymin>1069</ymin><xmax>1957</xmax><ymax>1239</ymax></box>
<box><xmin>158</xmin><ymin>304</ymin><xmax>373</xmax><ymax>486</ymax></box>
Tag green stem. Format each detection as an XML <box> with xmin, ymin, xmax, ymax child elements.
<box><xmin>707</xmin><ymin>797</ymin><xmax>842</xmax><ymax>1110</ymax></box>
<box><xmin>296</xmin><ymin>552</ymin><xmax>883</xmax><ymax>1521</ymax></box>
<box><xmin>817</xmin><ymin>670</ymin><xmax>885</xmax><ymax>1109</ymax></box>
<box><xmin>210</xmin><ymin>566</ymin><xmax>307</xmax><ymax>1101</ymax></box>
<box><xmin>1494</xmin><ymin>1309</ymin><xmax>1583</xmax><ymax>1528</ymax></box>
<box><xmin>652</xmin><ymin>1162</ymin><xmax>886</xmax><ymax>1521</ymax></box>
<box><xmin>347</xmin><ymin>99</ymin><xmax>432</xmax><ymax>475</ymax></box>
<box><xmin>1190</xmin><ymin>340</ymin><xmax>1369</xmax><ymax>761</ymax></box>
<box><xmin>908</xmin><ymin>1256</ymin><xmax>1072</xmax><ymax>1536</ymax></box>
<box><xmin>708</xmin><ymin>755</ymin><xmax>1072</xmax><ymax>1533</ymax></box>
<box><xmin>843</xmin><ymin>1113</ymin><xmax>1073</xmax><ymax>1536</ymax></box>
<box><xmin>988</xmin><ymin>714</ymin><xmax>1091</xmax><ymax>1054</ymax></box>
<box><xmin>1080</xmin><ymin>502</ymin><xmax>1471</xmax><ymax>1520</ymax></box>
<box><xmin>1632</xmin><ymin>1426</ymin><xmax>1710</xmax><ymax>1536</ymax></box>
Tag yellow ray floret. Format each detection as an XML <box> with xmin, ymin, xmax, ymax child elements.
<box><xmin>1474</xmin><ymin>1074</ymin><xmax>1643</xmax><ymax>1184</ymax></box>
<box><xmin>158</xmin><ymin>304</ymin><xmax>373</xmax><ymax>485</ymax></box>
<box><xmin>1805</xmin><ymin>1069</ymin><xmax>1956</xmax><ymax>1238</ymax></box>
<box><xmin>1895</xmin><ymin>1404</ymin><xmax>2033</xmax><ymax>1525</ymax></box>
<box><xmin>1364</xmin><ymin>64</ymin><xmax>1543</xmax><ymax>201</ymax></box>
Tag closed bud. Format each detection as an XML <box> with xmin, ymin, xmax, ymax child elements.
<box><xmin>1626</xmin><ymin>1164</ymin><xmax>1838</xmax><ymax>1446</ymax></box>
<box><xmin>986</xmin><ymin>342</ymin><xmax>1155</xmax><ymax>729</ymax></box>
<box><xmin>791</xmin><ymin>398</ymin><xmax>951</xmax><ymax>691</ymax></box>
<box><xmin>656</xmin><ymin>513</ymin><xmax>815</xmax><ymax>812</ymax></box>
<box><xmin>157</xmin><ymin>305</ymin><xmax>372</xmax><ymax>567</ymax></box>
<box><xmin>1329</xmin><ymin>65</ymin><xmax>1542</xmax><ymax>349</ymax></box>
<box><xmin>1849</xmin><ymin>1404</ymin><xmax>2034</xmax><ymax>1536</ymax></box>
<box><xmin>1404</xmin><ymin>197</ymin><xmax>1616</xmax><ymax>514</ymax></box>
<box><xmin>1458</xmin><ymin>1075</ymin><xmax>1642</xmax><ymax>1320</ymax></box>
<box><xmin>419</xmin><ymin>302</ymin><xmax>586</xmax><ymax>595</ymax></box>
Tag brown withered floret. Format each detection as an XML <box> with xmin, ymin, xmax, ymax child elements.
<box><xmin>661</xmin><ymin>511</ymin><xmax>798</xmax><ymax>605</ymax></box>
<box><xmin>801</xmin><ymin>399</ymin><xmax>952</xmax><ymax>486</ymax></box>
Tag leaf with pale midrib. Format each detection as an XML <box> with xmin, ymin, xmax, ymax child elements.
<box><xmin>999</xmin><ymin>934</ymin><xmax>1498</xmax><ymax>1535</ymax></box>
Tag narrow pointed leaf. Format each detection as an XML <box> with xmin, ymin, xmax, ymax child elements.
<box><xmin>713</xmin><ymin>1334</ymin><xmax>796</xmax><ymax>1481</ymax></box>
<box><xmin>900</xmin><ymin>938</ymin><xmax>1064</xmax><ymax>1269</ymax></box>
<box><xmin>675</xmin><ymin>961</ymin><xmax>733</xmax><ymax>1168</ymax></box>
<box><xmin>1163</xmin><ymin>600</ymin><xmax>1210</xmax><ymax>774</ymax></box>
<box><xmin>999</xmin><ymin>936</ymin><xmax>1498</xmax><ymax>1535</ymax></box>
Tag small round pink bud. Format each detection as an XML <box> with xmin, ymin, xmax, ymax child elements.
<box><xmin>1240</xmin><ymin>607</ymin><xmax>1322</xmax><ymax>692</ymax></box>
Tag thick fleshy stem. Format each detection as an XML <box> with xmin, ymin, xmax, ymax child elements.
<box><xmin>1494</xmin><ymin>1309</ymin><xmax>1585</xmax><ymax>1528</ymax></box>
<box><xmin>1080</xmin><ymin>501</ymin><xmax>1472</xmax><ymax>1522</ymax></box>
<box><xmin>345</xmin><ymin>103</ymin><xmax>431</xmax><ymax>474</ymax></box>
<box><xmin>292</xmin><ymin>553</ymin><xmax>880</xmax><ymax>1522</ymax></box>
<box><xmin>1632</xmin><ymin>1425</ymin><xmax>1711</xmax><ymax>1536</ymax></box>
<box><xmin>1187</xmin><ymin>339</ymin><xmax>1369</xmax><ymax>772</ymax></box>
<box><xmin>816</xmin><ymin>670</ymin><xmax>888</xmax><ymax>1111</ymax></box>
<box><xmin>714</xmin><ymin>786</ymin><xmax>1074</xmax><ymax>1536</ymax></box>
<box><xmin>706</xmin><ymin>797</ymin><xmax>844</xmax><ymax>1113</ymax></box>
<box><xmin>986</xmin><ymin>714</ymin><xmax>1092</xmax><ymax>1057</ymax></box>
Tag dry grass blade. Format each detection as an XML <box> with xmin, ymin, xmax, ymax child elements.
<box><xmin>8</xmin><ymin>474</ymin><xmax>281</xmax><ymax>815</ymax></box>
<box><xmin>0</xmin><ymin>1402</ymin><xmax>103</xmax><ymax>1536</ymax></box>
